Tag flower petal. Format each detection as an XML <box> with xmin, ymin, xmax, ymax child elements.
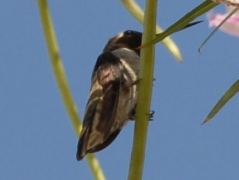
<box><xmin>208</xmin><ymin>8</ymin><xmax>239</xmax><ymax>36</ymax></box>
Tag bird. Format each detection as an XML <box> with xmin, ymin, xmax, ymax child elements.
<box><xmin>76</xmin><ymin>30</ymin><xmax>142</xmax><ymax>160</ymax></box>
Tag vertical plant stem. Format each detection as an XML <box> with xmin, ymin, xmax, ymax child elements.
<box><xmin>37</xmin><ymin>0</ymin><xmax>105</xmax><ymax>179</ymax></box>
<box><xmin>128</xmin><ymin>0</ymin><xmax>157</xmax><ymax>180</ymax></box>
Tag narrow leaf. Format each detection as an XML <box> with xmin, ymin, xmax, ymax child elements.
<box><xmin>203</xmin><ymin>80</ymin><xmax>239</xmax><ymax>124</ymax></box>
<box><xmin>147</xmin><ymin>0</ymin><xmax>218</xmax><ymax>45</ymax></box>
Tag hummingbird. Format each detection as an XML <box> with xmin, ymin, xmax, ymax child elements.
<box><xmin>76</xmin><ymin>30</ymin><xmax>142</xmax><ymax>160</ymax></box>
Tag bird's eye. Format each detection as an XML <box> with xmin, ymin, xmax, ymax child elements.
<box><xmin>125</xmin><ymin>30</ymin><xmax>133</xmax><ymax>35</ymax></box>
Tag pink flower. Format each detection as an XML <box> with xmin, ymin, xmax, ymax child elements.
<box><xmin>208</xmin><ymin>6</ymin><xmax>239</xmax><ymax>36</ymax></box>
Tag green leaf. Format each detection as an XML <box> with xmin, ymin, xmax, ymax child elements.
<box><xmin>203</xmin><ymin>80</ymin><xmax>239</xmax><ymax>124</ymax></box>
<box><xmin>144</xmin><ymin>0</ymin><xmax>218</xmax><ymax>46</ymax></box>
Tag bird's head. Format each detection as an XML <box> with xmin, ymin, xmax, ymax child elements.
<box><xmin>103</xmin><ymin>30</ymin><xmax>142</xmax><ymax>55</ymax></box>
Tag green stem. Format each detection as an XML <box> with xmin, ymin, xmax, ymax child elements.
<box><xmin>121</xmin><ymin>0</ymin><xmax>182</xmax><ymax>62</ymax></box>
<box><xmin>37</xmin><ymin>0</ymin><xmax>105</xmax><ymax>179</ymax></box>
<box><xmin>128</xmin><ymin>0</ymin><xmax>157</xmax><ymax>180</ymax></box>
<box><xmin>38</xmin><ymin>0</ymin><xmax>81</xmax><ymax>135</ymax></box>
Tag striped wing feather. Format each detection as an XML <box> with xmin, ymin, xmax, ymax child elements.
<box><xmin>76</xmin><ymin>52</ymin><xmax>124</xmax><ymax>160</ymax></box>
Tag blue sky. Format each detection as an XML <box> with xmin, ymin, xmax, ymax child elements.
<box><xmin>0</xmin><ymin>1</ymin><xmax>239</xmax><ymax>180</ymax></box>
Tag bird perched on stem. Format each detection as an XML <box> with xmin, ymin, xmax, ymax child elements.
<box><xmin>76</xmin><ymin>30</ymin><xmax>142</xmax><ymax>160</ymax></box>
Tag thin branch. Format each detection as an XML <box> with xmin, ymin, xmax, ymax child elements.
<box><xmin>37</xmin><ymin>0</ymin><xmax>105</xmax><ymax>179</ymax></box>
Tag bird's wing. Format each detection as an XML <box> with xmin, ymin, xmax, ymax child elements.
<box><xmin>77</xmin><ymin>52</ymin><xmax>123</xmax><ymax>160</ymax></box>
